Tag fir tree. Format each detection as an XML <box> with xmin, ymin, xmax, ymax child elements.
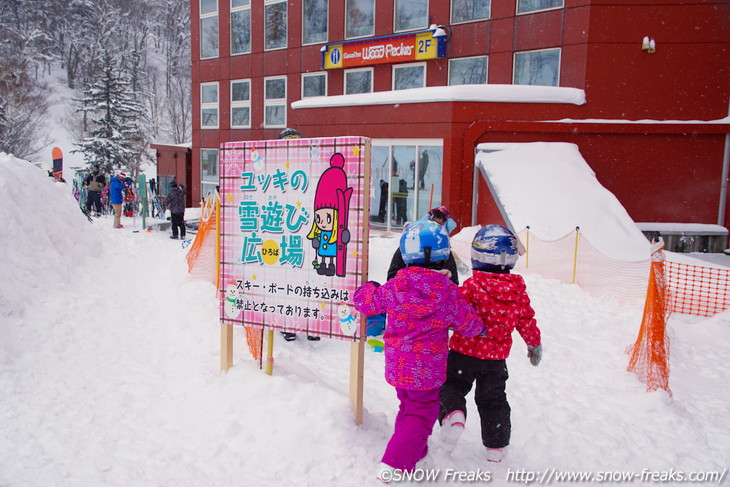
<box><xmin>74</xmin><ymin>53</ymin><xmax>147</xmax><ymax>177</ymax></box>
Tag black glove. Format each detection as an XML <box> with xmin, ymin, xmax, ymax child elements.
<box><xmin>312</xmin><ymin>238</ymin><xmax>320</xmax><ymax>249</ymax></box>
<box><xmin>527</xmin><ymin>344</ymin><xmax>542</xmax><ymax>367</ymax></box>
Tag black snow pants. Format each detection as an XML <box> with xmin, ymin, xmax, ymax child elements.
<box><xmin>439</xmin><ymin>350</ymin><xmax>511</xmax><ymax>449</ymax></box>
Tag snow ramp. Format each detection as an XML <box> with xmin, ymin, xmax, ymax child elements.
<box><xmin>474</xmin><ymin>142</ymin><xmax>651</xmax><ymax>262</ymax></box>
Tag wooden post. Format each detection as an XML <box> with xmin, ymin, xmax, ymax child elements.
<box><xmin>264</xmin><ymin>330</ymin><xmax>275</xmax><ymax>375</ymax></box>
<box><xmin>572</xmin><ymin>226</ymin><xmax>580</xmax><ymax>284</ymax></box>
<box><xmin>221</xmin><ymin>323</ymin><xmax>233</xmax><ymax>371</ymax></box>
<box><xmin>350</xmin><ymin>336</ymin><xmax>365</xmax><ymax>425</ymax></box>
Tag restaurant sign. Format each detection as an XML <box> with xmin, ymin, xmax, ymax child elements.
<box><xmin>322</xmin><ymin>29</ymin><xmax>446</xmax><ymax>70</ymax></box>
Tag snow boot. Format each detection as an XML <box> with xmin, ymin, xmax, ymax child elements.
<box><xmin>281</xmin><ymin>332</ymin><xmax>297</xmax><ymax>341</ymax></box>
<box><xmin>375</xmin><ymin>462</ymin><xmax>396</xmax><ymax>484</ymax></box>
<box><xmin>438</xmin><ymin>410</ymin><xmax>465</xmax><ymax>453</ymax></box>
<box><xmin>485</xmin><ymin>447</ymin><xmax>505</xmax><ymax>463</ymax></box>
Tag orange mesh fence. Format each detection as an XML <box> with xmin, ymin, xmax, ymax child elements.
<box><xmin>186</xmin><ymin>193</ymin><xmax>218</xmax><ymax>286</ymax></box>
<box><xmin>627</xmin><ymin>243</ymin><xmax>671</xmax><ymax>395</ymax></box>
<box><xmin>185</xmin><ymin>192</ymin><xmax>263</xmax><ymax>363</ymax></box>
<box><xmin>665</xmin><ymin>261</ymin><xmax>730</xmax><ymax>317</ymax></box>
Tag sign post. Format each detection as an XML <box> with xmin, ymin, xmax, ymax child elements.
<box><xmin>218</xmin><ymin>136</ymin><xmax>371</xmax><ymax>423</ymax></box>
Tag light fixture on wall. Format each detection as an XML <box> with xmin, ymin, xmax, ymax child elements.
<box><xmin>642</xmin><ymin>36</ymin><xmax>656</xmax><ymax>53</ymax></box>
<box><xmin>430</xmin><ymin>24</ymin><xmax>450</xmax><ymax>40</ymax></box>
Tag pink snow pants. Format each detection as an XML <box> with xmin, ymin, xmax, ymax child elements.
<box><xmin>381</xmin><ymin>387</ymin><xmax>439</xmax><ymax>471</ymax></box>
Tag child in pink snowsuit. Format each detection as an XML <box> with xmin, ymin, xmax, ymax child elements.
<box><xmin>353</xmin><ymin>220</ymin><xmax>484</xmax><ymax>477</ymax></box>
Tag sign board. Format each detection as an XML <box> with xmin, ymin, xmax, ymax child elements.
<box><xmin>323</xmin><ymin>30</ymin><xmax>446</xmax><ymax>69</ymax></box>
<box><xmin>219</xmin><ymin>137</ymin><xmax>371</xmax><ymax>340</ymax></box>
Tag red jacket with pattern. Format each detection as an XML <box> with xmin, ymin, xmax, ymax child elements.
<box><xmin>449</xmin><ymin>271</ymin><xmax>541</xmax><ymax>360</ymax></box>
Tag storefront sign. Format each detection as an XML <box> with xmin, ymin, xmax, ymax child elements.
<box><xmin>323</xmin><ymin>30</ymin><xmax>446</xmax><ymax>69</ymax></box>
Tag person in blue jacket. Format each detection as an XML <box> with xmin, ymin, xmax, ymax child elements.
<box><xmin>110</xmin><ymin>172</ymin><xmax>131</xmax><ymax>228</ymax></box>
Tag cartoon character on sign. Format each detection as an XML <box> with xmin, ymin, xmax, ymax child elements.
<box><xmin>306</xmin><ymin>153</ymin><xmax>353</xmax><ymax>277</ymax></box>
<box><xmin>251</xmin><ymin>148</ymin><xmax>264</xmax><ymax>172</ymax></box>
<box><xmin>224</xmin><ymin>282</ymin><xmax>243</xmax><ymax>319</ymax></box>
<box><xmin>338</xmin><ymin>302</ymin><xmax>357</xmax><ymax>336</ymax></box>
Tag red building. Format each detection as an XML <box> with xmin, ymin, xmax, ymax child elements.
<box><xmin>190</xmin><ymin>0</ymin><xmax>729</xmax><ymax>244</ymax></box>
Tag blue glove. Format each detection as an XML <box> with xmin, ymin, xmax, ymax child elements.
<box><xmin>527</xmin><ymin>344</ymin><xmax>542</xmax><ymax>367</ymax></box>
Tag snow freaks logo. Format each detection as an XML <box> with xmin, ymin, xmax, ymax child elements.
<box><xmin>378</xmin><ymin>468</ymin><xmax>491</xmax><ymax>483</ymax></box>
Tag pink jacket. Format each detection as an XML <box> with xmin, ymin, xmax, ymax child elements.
<box><xmin>353</xmin><ymin>267</ymin><xmax>483</xmax><ymax>390</ymax></box>
<box><xmin>450</xmin><ymin>271</ymin><xmax>541</xmax><ymax>360</ymax></box>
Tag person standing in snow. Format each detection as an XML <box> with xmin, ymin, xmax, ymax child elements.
<box><xmin>83</xmin><ymin>165</ymin><xmax>106</xmax><ymax>217</ymax></box>
<box><xmin>109</xmin><ymin>172</ymin><xmax>131</xmax><ymax>229</ymax></box>
<box><xmin>353</xmin><ymin>220</ymin><xmax>484</xmax><ymax>481</ymax></box>
<box><xmin>164</xmin><ymin>181</ymin><xmax>186</xmax><ymax>239</ymax></box>
<box><xmin>438</xmin><ymin>224</ymin><xmax>542</xmax><ymax>463</ymax></box>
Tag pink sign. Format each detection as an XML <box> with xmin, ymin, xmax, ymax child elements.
<box><xmin>219</xmin><ymin>137</ymin><xmax>370</xmax><ymax>340</ymax></box>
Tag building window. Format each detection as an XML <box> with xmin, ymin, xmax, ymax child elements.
<box><xmin>451</xmin><ymin>0</ymin><xmax>490</xmax><ymax>23</ymax></box>
<box><xmin>517</xmin><ymin>0</ymin><xmax>563</xmax><ymax>14</ymax></box>
<box><xmin>449</xmin><ymin>56</ymin><xmax>488</xmax><ymax>85</ymax></box>
<box><xmin>200</xmin><ymin>82</ymin><xmax>219</xmax><ymax>128</ymax></box>
<box><xmin>395</xmin><ymin>0</ymin><xmax>428</xmax><ymax>32</ymax></box>
<box><xmin>264</xmin><ymin>0</ymin><xmax>287</xmax><ymax>50</ymax></box>
<box><xmin>201</xmin><ymin>148</ymin><xmax>219</xmax><ymax>198</ymax></box>
<box><xmin>264</xmin><ymin>76</ymin><xmax>287</xmax><ymax>127</ymax></box>
<box><xmin>344</xmin><ymin>68</ymin><xmax>373</xmax><ymax>94</ymax></box>
<box><xmin>370</xmin><ymin>140</ymin><xmax>444</xmax><ymax>229</ymax></box>
<box><xmin>514</xmin><ymin>48</ymin><xmax>560</xmax><ymax>86</ymax></box>
<box><xmin>302</xmin><ymin>72</ymin><xmax>327</xmax><ymax>98</ymax></box>
<box><xmin>231</xmin><ymin>79</ymin><xmax>251</xmax><ymax>128</ymax></box>
<box><xmin>303</xmin><ymin>0</ymin><xmax>328</xmax><ymax>45</ymax></box>
<box><xmin>231</xmin><ymin>0</ymin><xmax>251</xmax><ymax>55</ymax></box>
<box><xmin>393</xmin><ymin>63</ymin><xmax>425</xmax><ymax>90</ymax></box>
<box><xmin>200</xmin><ymin>0</ymin><xmax>218</xmax><ymax>59</ymax></box>
<box><xmin>346</xmin><ymin>0</ymin><xmax>374</xmax><ymax>39</ymax></box>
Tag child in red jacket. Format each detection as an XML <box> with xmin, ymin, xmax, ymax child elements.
<box><xmin>438</xmin><ymin>224</ymin><xmax>542</xmax><ymax>463</ymax></box>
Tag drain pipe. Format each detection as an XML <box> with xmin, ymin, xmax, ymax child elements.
<box><xmin>719</xmin><ymin>131</ymin><xmax>730</xmax><ymax>226</ymax></box>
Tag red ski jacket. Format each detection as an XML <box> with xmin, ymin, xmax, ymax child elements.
<box><xmin>449</xmin><ymin>271</ymin><xmax>541</xmax><ymax>360</ymax></box>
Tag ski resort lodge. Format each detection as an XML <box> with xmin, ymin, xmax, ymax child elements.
<box><xmin>153</xmin><ymin>0</ymin><xmax>730</xmax><ymax>249</ymax></box>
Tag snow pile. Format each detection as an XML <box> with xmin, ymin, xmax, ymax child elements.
<box><xmin>0</xmin><ymin>153</ymin><xmax>103</xmax><ymax>318</ymax></box>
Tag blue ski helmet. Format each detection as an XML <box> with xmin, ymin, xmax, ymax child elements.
<box><xmin>471</xmin><ymin>224</ymin><xmax>519</xmax><ymax>271</ymax></box>
<box><xmin>400</xmin><ymin>219</ymin><xmax>451</xmax><ymax>265</ymax></box>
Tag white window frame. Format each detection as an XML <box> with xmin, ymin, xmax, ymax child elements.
<box><xmin>230</xmin><ymin>0</ymin><xmax>251</xmax><ymax>55</ymax></box>
<box><xmin>302</xmin><ymin>0</ymin><xmax>328</xmax><ymax>45</ymax></box>
<box><xmin>392</xmin><ymin>62</ymin><xmax>426</xmax><ymax>90</ymax></box>
<box><xmin>516</xmin><ymin>0</ymin><xmax>564</xmax><ymax>15</ymax></box>
<box><xmin>264</xmin><ymin>75</ymin><xmax>287</xmax><ymax>128</ymax></box>
<box><xmin>394</xmin><ymin>0</ymin><xmax>429</xmax><ymax>33</ymax></box>
<box><xmin>200</xmin><ymin>0</ymin><xmax>219</xmax><ymax>60</ymax></box>
<box><xmin>345</xmin><ymin>0</ymin><xmax>375</xmax><ymax>39</ymax></box>
<box><xmin>512</xmin><ymin>48</ymin><xmax>561</xmax><ymax>86</ymax></box>
<box><xmin>451</xmin><ymin>0</ymin><xmax>491</xmax><ymax>24</ymax></box>
<box><xmin>371</xmin><ymin>138</ymin><xmax>444</xmax><ymax>232</ymax></box>
<box><xmin>301</xmin><ymin>72</ymin><xmax>327</xmax><ymax>98</ymax></box>
<box><xmin>200</xmin><ymin>148</ymin><xmax>219</xmax><ymax>199</ymax></box>
<box><xmin>200</xmin><ymin>82</ymin><xmax>219</xmax><ymax>129</ymax></box>
<box><xmin>344</xmin><ymin>67</ymin><xmax>374</xmax><ymax>94</ymax></box>
<box><xmin>448</xmin><ymin>55</ymin><xmax>488</xmax><ymax>85</ymax></box>
<box><xmin>230</xmin><ymin>79</ymin><xmax>251</xmax><ymax>128</ymax></box>
<box><xmin>264</xmin><ymin>0</ymin><xmax>288</xmax><ymax>51</ymax></box>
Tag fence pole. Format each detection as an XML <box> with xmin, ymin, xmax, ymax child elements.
<box><xmin>572</xmin><ymin>226</ymin><xmax>580</xmax><ymax>284</ymax></box>
<box><xmin>525</xmin><ymin>226</ymin><xmax>530</xmax><ymax>268</ymax></box>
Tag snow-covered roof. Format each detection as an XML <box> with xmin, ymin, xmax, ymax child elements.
<box><xmin>292</xmin><ymin>84</ymin><xmax>586</xmax><ymax>109</ymax></box>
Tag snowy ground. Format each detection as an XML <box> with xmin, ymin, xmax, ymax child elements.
<box><xmin>1</xmin><ymin>154</ymin><xmax>729</xmax><ymax>486</ymax></box>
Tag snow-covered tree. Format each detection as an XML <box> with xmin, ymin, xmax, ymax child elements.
<box><xmin>74</xmin><ymin>54</ymin><xmax>148</xmax><ymax>177</ymax></box>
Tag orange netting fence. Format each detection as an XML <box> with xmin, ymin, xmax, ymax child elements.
<box><xmin>665</xmin><ymin>260</ymin><xmax>730</xmax><ymax>317</ymax></box>
<box><xmin>626</xmin><ymin>241</ymin><xmax>672</xmax><ymax>396</ymax></box>
<box><xmin>185</xmin><ymin>192</ymin><xmax>263</xmax><ymax>362</ymax></box>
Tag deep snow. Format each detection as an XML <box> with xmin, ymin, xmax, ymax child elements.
<box><xmin>1</xmin><ymin>153</ymin><xmax>729</xmax><ymax>486</ymax></box>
